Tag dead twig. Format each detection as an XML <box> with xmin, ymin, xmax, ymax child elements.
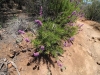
<box><xmin>8</xmin><ymin>61</ymin><xmax>20</xmax><ymax>75</ymax></box>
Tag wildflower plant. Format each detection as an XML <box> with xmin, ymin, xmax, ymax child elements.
<box><xmin>31</xmin><ymin>0</ymin><xmax>81</xmax><ymax>67</ymax></box>
<box><xmin>32</xmin><ymin>21</ymin><xmax>78</xmax><ymax>58</ymax></box>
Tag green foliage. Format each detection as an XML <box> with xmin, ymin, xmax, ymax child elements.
<box><xmin>32</xmin><ymin>21</ymin><xmax>78</xmax><ymax>58</ymax></box>
<box><xmin>84</xmin><ymin>1</ymin><xmax>100</xmax><ymax>22</ymax></box>
<box><xmin>31</xmin><ymin>0</ymin><xmax>80</xmax><ymax>59</ymax></box>
<box><xmin>41</xmin><ymin>0</ymin><xmax>80</xmax><ymax>25</ymax></box>
<box><xmin>54</xmin><ymin>0</ymin><xmax>80</xmax><ymax>25</ymax></box>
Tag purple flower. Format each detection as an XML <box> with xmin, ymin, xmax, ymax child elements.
<box><xmin>64</xmin><ymin>41</ymin><xmax>68</xmax><ymax>47</ymax></box>
<box><xmin>40</xmin><ymin>45</ymin><xmax>45</xmax><ymax>50</ymax></box>
<box><xmin>35</xmin><ymin>20</ymin><xmax>42</xmax><ymax>26</ymax></box>
<box><xmin>57</xmin><ymin>61</ymin><xmax>62</xmax><ymax>67</ymax></box>
<box><xmin>80</xmin><ymin>14</ymin><xmax>84</xmax><ymax>18</ymax></box>
<box><xmin>39</xmin><ymin>6</ymin><xmax>43</xmax><ymax>16</ymax></box>
<box><xmin>64</xmin><ymin>41</ymin><xmax>72</xmax><ymax>47</ymax></box>
<box><xmin>72</xmin><ymin>11</ymin><xmax>76</xmax><ymax>15</ymax></box>
<box><xmin>18</xmin><ymin>30</ymin><xmax>25</xmax><ymax>34</ymax></box>
<box><xmin>25</xmin><ymin>38</ymin><xmax>30</xmax><ymax>42</ymax></box>
<box><xmin>33</xmin><ymin>52</ymin><xmax>39</xmax><ymax>57</ymax></box>
<box><xmin>69</xmin><ymin>37</ymin><xmax>74</xmax><ymax>41</ymax></box>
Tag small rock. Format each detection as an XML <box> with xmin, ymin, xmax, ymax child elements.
<box><xmin>16</xmin><ymin>38</ymin><xmax>23</xmax><ymax>43</ymax></box>
<box><xmin>96</xmin><ymin>26</ymin><xmax>100</xmax><ymax>31</ymax></box>
<box><xmin>92</xmin><ymin>37</ymin><xmax>94</xmax><ymax>39</ymax></box>
<box><xmin>19</xmin><ymin>67</ymin><xmax>23</xmax><ymax>72</ymax></box>
<box><xmin>29</xmin><ymin>57</ymin><xmax>33</xmax><ymax>63</ymax></box>
<box><xmin>28</xmin><ymin>52</ymin><xmax>33</xmax><ymax>56</ymax></box>
<box><xmin>8</xmin><ymin>54</ymin><xmax>14</xmax><ymax>58</ymax></box>
<box><xmin>17</xmin><ymin>43</ymin><xmax>23</xmax><ymax>48</ymax></box>
<box><xmin>97</xmin><ymin>61</ymin><xmax>100</xmax><ymax>65</ymax></box>
<box><xmin>27</xmin><ymin>57</ymin><xmax>33</xmax><ymax>66</ymax></box>
<box><xmin>27</xmin><ymin>48</ymin><xmax>32</xmax><ymax>52</ymax></box>
<box><xmin>94</xmin><ymin>40</ymin><xmax>97</xmax><ymax>42</ymax></box>
<box><xmin>21</xmin><ymin>49</ymin><xmax>26</xmax><ymax>52</ymax></box>
<box><xmin>8</xmin><ymin>63</ymin><xmax>13</xmax><ymax>69</ymax></box>
<box><xmin>79</xmin><ymin>43</ymin><xmax>82</xmax><ymax>46</ymax></box>
<box><xmin>97</xmin><ymin>38</ymin><xmax>100</xmax><ymax>41</ymax></box>
<box><xmin>89</xmin><ymin>39</ymin><xmax>92</xmax><ymax>41</ymax></box>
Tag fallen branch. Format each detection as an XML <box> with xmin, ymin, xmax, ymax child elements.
<box><xmin>8</xmin><ymin>61</ymin><xmax>20</xmax><ymax>75</ymax></box>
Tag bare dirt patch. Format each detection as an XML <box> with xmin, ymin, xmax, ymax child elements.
<box><xmin>0</xmin><ymin>15</ymin><xmax>100</xmax><ymax>75</ymax></box>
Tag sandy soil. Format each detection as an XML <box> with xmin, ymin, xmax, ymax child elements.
<box><xmin>0</xmin><ymin>16</ymin><xmax>100</xmax><ymax>75</ymax></box>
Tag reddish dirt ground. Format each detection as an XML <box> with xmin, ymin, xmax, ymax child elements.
<box><xmin>0</xmin><ymin>18</ymin><xmax>100</xmax><ymax>75</ymax></box>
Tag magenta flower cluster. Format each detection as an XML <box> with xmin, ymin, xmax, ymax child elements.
<box><xmin>64</xmin><ymin>37</ymin><xmax>75</xmax><ymax>47</ymax></box>
<box><xmin>25</xmin><ymin>38</ymin><xmax>30</xmax><ymax>42</ymax></box>
<box><xmin>33</xmin><ymin>45</ymin><xmax>45</xmax><ymax>57</ymax></box>
<box><xmin>57</xmin><ymin>61</ymin><xmax>62</xmax><ymax>67</ymax></box>
<box><xmin>33</xmin><ymin>52</ymin><xmax>39</xmax><ymax>57</ymax></box>
<box><xmin>67</xmin><ymin>10</ymin><xmax>77</xmax><ymax>19</ymax></box>
<box><xmin>34</xmin><ymin>6</ymin><xmax>43</xmax><ymax>26</ymax></box>
<box><xmin>40</xmin><ymin>45</ymin><xmax>45</xmax><ymax>50</ymax></box>
<box><xmin>69</xmin><ymin>37</ymin><xmax>74</xmax><ymax>41</ymax></box>
<box><xmin>39</xmin><ymin>6</ymin><xmax>43</xmax><ymax>16</ymax></box>
<box><xmin>72</xmin><ymin>11</ymin><xmax>76</xmax><ymax>15</ymax></box>
<box><xmin>78</xmin><ymin>24</ymin><xmax>84</xmax><ymax>28</ymax></box>
<box><xmin>18</xmin><ymin>30</ymin><xmax>30</xmax><ymax>43</ymax></box>
<box><xmin>64</xmin><ymin>41</ymin><xmax>72</xmax><ymax>47</ymax></box>
<box><xmin>18</xmin><ymin>30</ymin><xmax>25</xmax><ymax>34</ymax></box>
<box><xmin>35</xmin><ymin>20</ymin><xmax>42</xmax><ymax>26</ymax></box>
<box><xmin>77</xmin><ymin>24</ymin><xmax>84</xmax><ymax>34</ymax></box>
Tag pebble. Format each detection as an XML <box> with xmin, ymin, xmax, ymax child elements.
<box><xmin>97</xmin><ymin>38</ymin><xmax>100</xmax><ymax>41</ymax></box>
<box><xmin>92</xmin><ymin>37</ymin><xmax>94</xmax><ymax>39</ymax></box>
<box><xmin>27</xmin><ymin>57</ymin><xmax>33</xmax><ymax>66</ymax></box>
<box><xmin>8</xmin><ymin>54</ymin><xmax>14</xmax><ymax>58</ymax></box>
<box><xmin>21</xmin><ymin>49</ymin><xmax>26</xmax><ymax>52</ymax></box>
<box><xmin>8</xmin><ymin>63</ymin><xmax>13</xmax><ymax>69</ymax></box>
<box><xmin>97</xmin><ymin>61</ymin><xmax>100</xmax><ymax>65</ymax></box>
